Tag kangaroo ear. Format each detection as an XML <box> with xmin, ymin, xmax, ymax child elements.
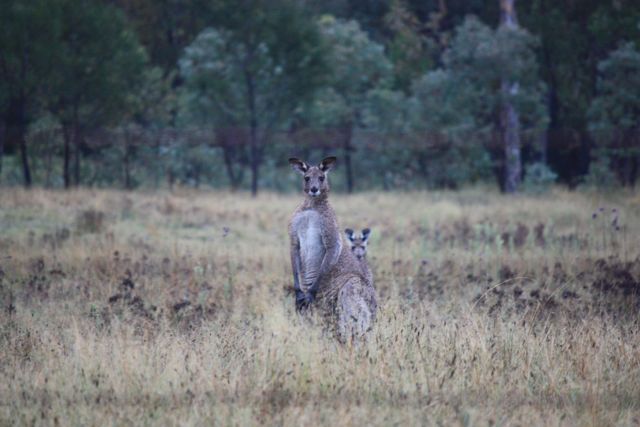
<box><xmin>319</xmin><ymin>156</ymin><xmax>337</xmax><ymax>172</ymax></box>
<box><xmin>289</xmin><ymin>158</ymin><xmax>309</xmax><ymax>175</ymax></box>
<box><xmin>362</xmin><ymin>228</ymin><xmax>371</xmax><ymax>241</ymax></box>
<box><xmin>344</xmin><ymin>228</ymin><xmax>355</xmax><ymax>241</ymax></box>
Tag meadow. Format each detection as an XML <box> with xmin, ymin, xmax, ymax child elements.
<box><xmin>1</xmin><ymin>188</ymin><xmax>639</xmax><ymax>426</ymax></box>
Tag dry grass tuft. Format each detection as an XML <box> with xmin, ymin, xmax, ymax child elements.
<box><xmin>1</xmin><ymin>188</ymin><xmax>639</xmax><ymax>426</ymax></box>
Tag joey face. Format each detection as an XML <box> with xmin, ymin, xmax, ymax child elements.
<box><xmin>345</xmin><ymin>228</ymin><xmax>371</xmax><ymax>261</ymax></box>
<box><xmin>289</xmin><ymin>157</ymin><xmax>336</xmax><ymax>198</ymax></box>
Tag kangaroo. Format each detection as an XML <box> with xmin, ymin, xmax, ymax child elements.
<box><xmin>288</xmin><ymin>156</ymin><xmax>376</xmax><ymax>341</ymax></box>
<box><xmin>344</xmin><ymin>228</ymin><xmax>373</xmax><ymax>286</ymax></box>
<box><xmin>288</xmin><ymin>156</ymin><xmax>344</xmax><ymax>310</ymax></box>
<box><xmin>338</xmin><ymin>228</ymin><xmax>378</xmax><ymax>342</ymax></box>
<box><xmin>287</xmin><ymin>157</ymin><xmax>364</xmax><ymax>305</ymax></box>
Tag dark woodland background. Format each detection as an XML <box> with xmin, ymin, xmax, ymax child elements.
<box><xmin>1</xmin><ymin>0</ymin><xmax>639</xmax><ymax>195</ymax></box>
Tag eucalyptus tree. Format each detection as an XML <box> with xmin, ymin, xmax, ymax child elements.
<box><xmin>408</xmin><ymin>69</ymin><xmax>492</xmax><ymax>188</ymax></box>
<box><xmin>499</xmin><ymin>0</ymin><xmax>523</xmax><ymax>193</ymax></box>
<box><xmin>50</xmin><ymin>0</ymin><xmax>147</xmax><ymax>187</ymax></box>
<box><xmin>588</xmin><ymin>42</ymin><xmax>640</xmax><ymax>186</ymax></box>
<box><xmin>438</xmin><ymin>16</ymin><xmax>547</xmax><ymax>191</ymax></box>
<box><xmin>179</xmin><ymin>0</ymin><xmax>326</xmax><ymax>196</ymax></box>
<box><xmin>311</xmin><ymin>16</ymin><xmax>393</xmax><ymax>192</ymax></box>
<box><xmin>0</xmin><ymin>0</ymin><xmax>61</xmax><ymax>187</ymax></box>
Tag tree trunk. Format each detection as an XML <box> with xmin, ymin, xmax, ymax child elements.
<box><xmin>222</xmin><ymin>144</ymin><xmax>241</xmax><ymax>190</ymax></box>
<box><xmin>343</xmin><ymin>122</ymin><xmax>354</xmax><ymax>193</ymax></box>
<box><xmin>73</xmin><ymin>125</ymin><xmax>81</xmax><ymax>186</ymax></box>
<box><xmin>538</xmin><ymin>129</ymin><xmax>548</xmax><ymax>164</ymax></box>
<box><xmin>500</xmin><ymin>0</ymin><xmax>522</xmax><ymax>194</ymax></box>
<box><xmin>218</xmin><ymin>129</ymin><xmax>245</xmax><ymax>191</ymax></box>
<box><xmin>501</xmin><ymin>86</ymin><xmax>522</xmax><ymax>193</ymax></box>
<box><xmin>194</xmin><ymin>167</ymin><xmax>201</xmax><ymax>189</ymax></box>
<box><xmin>168</xmin><ymin>170</ymin><xmax>175</xmax><ymax>191</ymax></box>
<box><xmin>250</xmin><ymin>132</ymin><xmax>259</xmax><ymax>197</ymax></box>
<box><xmin>18</xmin><ymin>127</ymin><xmax>31</xmax><ymax>188</ymax></box>
<box><xmin>44</xmin><ymin>129</ymin><xmax>53</xmax><ymax>188</ymax></box>
<box><xmin>245</xmin><ymin>70</ymin><xmax>260</xmax><ymax>197</ymax></box>
<box><xmin>7</xmin><ymin>97</ymin><xmax>31</xmax><ymax>187</ymax></box>
<box><xmin>123</xmin><ymin>130</ymin><xmax>132</xmax><ymax>190</ymax></box>
<box><xmin>0</xmin><ymin>121</ymin><xmax>4</xmax><ymax>179</ymax></box>
<box><xmin>154</xmin><ymin>134</ymin><xmax>161</xmax><ymax>189</ymax></box>
<box><xmin>62</xmin><ymin>124</ymin><xmax>71</xmax><ymax>189</ymax></box>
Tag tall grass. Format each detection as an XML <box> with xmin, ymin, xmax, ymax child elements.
<box><xmin>1</xmin><ymin>188</ymin><xmax>639</xmax><ymax>426</ymax></box>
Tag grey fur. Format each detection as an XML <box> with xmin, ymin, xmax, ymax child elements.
<box><xmin>288</xmin><ymin>157</ymin><xmax>377</xmax><ymax>342</ymax></box>
<box><xmin>288</xmin><ymin>157</ymin><xmax>345</xmax><ymax>308</ymax></box>
<box><xmin>338</xmin><ymin>227</ymin><xmax>378</xmax><ymax>342</ymax></box>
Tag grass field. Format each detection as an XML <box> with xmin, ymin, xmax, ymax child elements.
<box><xmin>1</xmin><ymin>188</ymin><xmax>640</xmax><ymax>426</ymax></box>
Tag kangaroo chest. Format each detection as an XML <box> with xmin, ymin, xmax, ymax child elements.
<box><xmin>292</xmin><ymin>210</ymin><xmax>326</xmax><ymax>286</ymax></box>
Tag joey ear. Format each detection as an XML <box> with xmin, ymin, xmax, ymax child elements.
<box><xmin>319</xmin><ymin>156</ymin><xmax>337</xmax><ymax>172</ymax></box>
<box><xmin>289</xmin><ymin>157</ymin><xmax>309</xmax><ymax>175</ymax></box>
<box><xmin>362</xmin><ymin>228</ymin><xmax>371</xmax><ymax>241</ymax></box>
<box><xmin>344</xmin><ymin>228</ymin><xmax>355</xmax><ymax>241</ymax></box>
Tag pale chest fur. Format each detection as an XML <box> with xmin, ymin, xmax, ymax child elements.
<box><xmin>291</xmin><ymin>209</ymin><xmax>341</xmax><ymax>288</ymax></box>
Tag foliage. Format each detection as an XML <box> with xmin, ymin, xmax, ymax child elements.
<box><xmin>0</xmin><ymin>0</ymin><xmax>61</xmax><ymax>109</ymax></box>
<box><xmin>588</xmin><ymin>42</ymin><xmax>640</xmax><ymax>186</ymax></box>
<box><xmin>401</xmin><ymin>16</ymin><xmax>548</xmax><ymax>189</ymax></box>
<box><xmin>179</xmin><ymin>1</ymin><xmax>326</xmax><ymax>194</ymax></box>
<box><xmin>522</xmin><ymin>161</ymin><xmax>558</xmax><ymax>194</ymax></box>
<box><xmin>442</xmin><ymin>16</ymin><xmax>548</xmax><ymax>133</ymax></box>
<box><xmin>409</xmin><ymin>69</ymin><xmax>476</xmax><ymax>139</ymax></box>
<box><xmin>51</xmin><ymin>0</ymin><xmax>148</xmax><ymax>128</ymax></box>
<box><xmin>1</xmin><ymin>0</ymin><xmax>640</xmax><ymax>191</ymax></box>
<box><xmin>295</xmin><ymin>15</ymin><xmax>395</xmax><ymax>138</ymax></box>
<box><xmin>579</xmin><ymin>150</ymin><xmax>619</xmax><ymax>190</ymax></box>
<box><xmin>179</xmin><ymin>3</ymin><xmax>326</xmax><ymax>129</ymax></box>
<box><xmin>383</xmin><ymin>0</ymin><xmax>433</xmax><ymax>91</ymax></box>
<box><xmin>589</xmin><ymin>42</ymin><xmax>640</xmax><ymax>137</ymax></box>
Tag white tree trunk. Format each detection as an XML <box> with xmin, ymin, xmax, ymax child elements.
<box><xmin>500</xmin><ymin>0</ymin><xmax>522</xmax><ymax>193</ymax></box>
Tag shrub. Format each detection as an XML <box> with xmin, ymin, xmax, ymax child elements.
<box><xmin>580</xmin><ymin>151</ymin><xmax>619</xmax><ymax>190</ymax></box>
<box><xmin>522</xmin><ymin>162</ymin><xmax>557</xmax><ymax>194</ymax></box>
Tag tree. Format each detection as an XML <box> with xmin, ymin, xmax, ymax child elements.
<box><xmin>109</xmin><ymin>0</ymin><xmax>213</xmax><ymax>71</ymax></box>
<box><xmin>588</xmin><ymin>42</ymin><xmax>640</xmax><ymax>186</ymax></box>
<box><xmin>50</xmin><ymin>0</ymin><xmax>147</xmax><ymax>188</ymax></box>
<box><xmin>518</xmin><ymin>0</ymin><xmax>640</xmax><ymax>184</ymax></box>
<box><xmin>176</xmin><ymin>50</ymin><xmax>250</xmax><ymax>190</ymax></box>
<box><xmin>437</xmin><ymin>16</ymin><xmax>547</xmax><ymax>191</ymax></box>
<box><xmin>384</xmin><ymin>0</ymin><xmax>433</xmax><ymax>92</ymax></box>
<box><xmin>499</xmin><ymin>0</ymin><xmax>522</xmax><ymax>193</ymax></box>
<box><xmin>0</xmin><ymin>0</ymin><xmax>62</xmax><ymax>187</ymax></box>
<box><xmin>179</xmin><ymin>0</ymin><xmax>326</xmax><ymax>196</ymax></box>
<box><xmin>407</xmin><ymin>70</ymin><xmax>492</xmax><ymax>188</ymax></box>
<box><xmin>312</xmin><ymin>16</ymin><xmax>393</xmax><ymax>192</ymax></box>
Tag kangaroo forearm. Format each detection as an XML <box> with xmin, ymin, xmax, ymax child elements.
<box><xmin>290</xmin><ymin>246</ymin><xmax>301</xmax><ymax>290</ymax></box>
<box><xmin>309</xmin><ymin>245</ymin><xmax>339</xmax><ymax>292</ymax></box>
<box><xmin>292</xmin><ymin>271</ymin><xmax>300</xmax><ymax>290</ymax></box>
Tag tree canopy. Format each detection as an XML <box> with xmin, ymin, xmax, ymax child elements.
<box><xmin>1</xmin><ymin>0</ymin><xmax>639</xmax><ymax>192</ymax></box>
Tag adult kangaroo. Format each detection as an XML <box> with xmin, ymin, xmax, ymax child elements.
<box><xmin>288</xmin><ymin>156</ymin><xmax>342</xmax><ymax>310</ymax></box>
<box><xmin>288</xmin><ymin>157</ymin><xmax>376</xmax><ymax>342</ymax></box>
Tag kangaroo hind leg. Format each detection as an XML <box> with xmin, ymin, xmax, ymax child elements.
<box><xmin>337</xmin><ymin>277</ymin><xmax>374</xmax><ymax>344</ymax></box>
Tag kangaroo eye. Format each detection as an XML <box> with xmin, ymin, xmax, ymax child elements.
<box><xmin>304</xmin><ymin>176</ymin><xmax>310</xmax><ymax>182</ymax></box>
<box><xmin>319</xmin><ymin>176</ymin><xmax>325</xmax><ymax>182</ymax></box>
